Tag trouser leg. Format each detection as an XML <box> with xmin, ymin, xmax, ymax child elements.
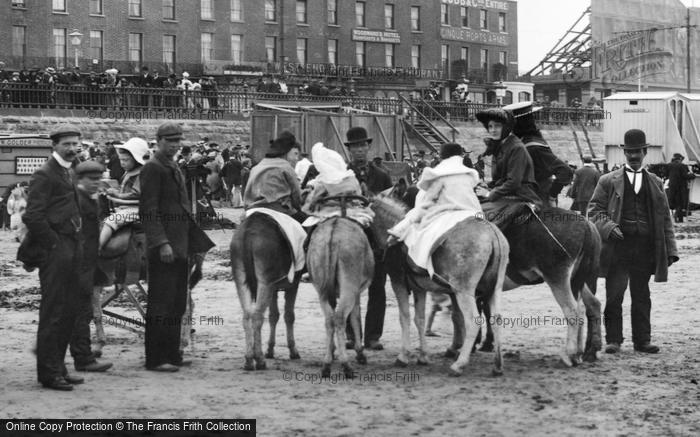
<box><xmin>604</xmin><ymin>256</ymin><xmax>629</xmax><ymax>345</ymax></box>
<box><xmin>363</xmin><ymin>260</ymin><xmax>387</xmax><ymax>345</ymax></box>
<box><xmin>69</xmin><ymin>267</ymin><xmax>97</xmax><ymax>368</ymax></box>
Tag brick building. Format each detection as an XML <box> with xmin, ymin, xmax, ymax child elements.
<box><xmin>2</xmin><ymin>0</ymin><xmax>529</xmax><ymax>101</ymax></box>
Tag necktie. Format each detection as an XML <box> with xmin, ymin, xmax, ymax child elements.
<box><xmin>625</xmin><ymin>168</ymin><xmax>642</xmax><ymax>194</ymax></box>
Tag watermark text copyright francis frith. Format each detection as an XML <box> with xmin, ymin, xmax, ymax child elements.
<box><xmin>282</xmin><ymin>370</ymin><xmax>421</xmax><ymax>385</ymax></box>
<box><xmin>86</xmin><ymin>108</ymin><xmax>223</xmax><ymax>123</ymax></box>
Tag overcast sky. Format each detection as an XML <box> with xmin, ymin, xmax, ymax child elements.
<box><xmin>516</xmin><ymin>0</ymin><xmax>697</xmax><ymax>74</ymax></box>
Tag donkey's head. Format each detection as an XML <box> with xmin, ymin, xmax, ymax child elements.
<box><xmin>369</xmin><ymin>194</ymin><xmax>407</xmax><ymax>251</ymax></box>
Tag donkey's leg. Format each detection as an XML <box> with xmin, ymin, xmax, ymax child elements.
<box><xmin>253</xmin><ymin>284</ymin><xmax>274</xmax><ymax>370</ymax></box>
<box><xmin>351</xmin><ymin>295</ymin><xmax>366</xmax><ymax>365</ymax></box>
<box><xmin>284</xmin><ymin>283</ymin><xmax>301</xmax><ymax>360</ymax></box>
<box><xmin>320</xmin><ymin>299</ymin><xmax>335</xmax><ymax>378</ymax></box>
<box><xmin>545</xmin><ymin>273</ymin><xmax>581</xmax><ymax>367</ymax></box>
<box><xmin>449</xmin><ymin>291</ymin><xmax>480</xmax><ymax>376</ymax></box>
<box><xmin>478</xmin><ymin>296</ymin><xmax>495</xmax><ymax>352</ymax></box>
<box><xmin>576</xmin><ymin>298</ymin><xmax>586</xmax><ymax>359</ymax></box>
<box><xmin>235</xmin><ymin>279</ymin><xmax>256</xmax><ymax>371</ymax></box>
<box><xmin>91</xmin><ymin>286</ymin><xmax>105</xmax><ymax>357</ymax></box>
<box><xmin>334</xmin><ymin>288</ymin><xmax>357</xmax><ymax>378</ymax></box>
<box><xmin>489</xmin><ymin>290</ymin><xmax>504</xmax><ymax>376</ymax></box>
<box><xmin>581</xmin><ymin>284</ymin><xmax>602</xmax><ymax>362</ymax></box>
<box><xmin>266</xmin><ymin>290</ymin><xmax>279</xmax><ymax>359</ymax></box>
<box><xmin>446</xmin><ymin>293</ymin><xmax>465</xmax><ymax>359</ymax></box>
<box><xmin>392</xmin><ymin>279</ymin><xmax>413</xmax><ymax>367</ymax></box>
<box><xmin>413</xmin><ymin>290</ymin><xmax>429</xmax><ymax>365</ymax></box>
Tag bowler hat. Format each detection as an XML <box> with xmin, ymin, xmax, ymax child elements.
<box><xmin>50</xmin><ymin>124</ymin><xmax>81</xmax><ymax>142</ymax></box>
<box><xmin>268</xmin><ymin>130</ymin><xmax>301</xmax><ymax>155</ymax></box>
<box><xmin>620</xmin><ymin>129</ymin><xmax>648</xmax><ymax>150</ymax></box>
<box><xmin>344</xmin><ymin>126</ymin><xmax>372</xmax><ymax>147</ymax></box>
<box><xmin>75</xmin><ymin>160</ymin><xmax>104</xmax><ymax>178</ymax></box>
<box><xmin>440</xmin><ymin>143</ymin><xmax>464</xmax><ymax>160</ymax></box>
<box><xmin>156</xmin><ymin>122</ymin><xmax>183</xmax><ymax>140</ymax></box>
<box><xmin>673</xmin><ymin>153</ymin><xmax>685</xmax><ymax>161</ymax></box>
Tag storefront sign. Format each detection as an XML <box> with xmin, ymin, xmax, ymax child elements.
<box><xmin>441</xmin><ymin>0</ymin><xmax>509</xmax><ymax>11</ymax></box>
<box><xmin>267</xmin><ymin>62</ymin><xmax>443</xmax><ymax>80</ymax></box>
<box><xmin>352</xmin><ymin>29</ymin><xmax>401</xmax><ymax>44</ymax></box>
<box><xmin>440</xmin><ymin>27</ymin><xmax>509</xmax><ymax>45</ymax></box>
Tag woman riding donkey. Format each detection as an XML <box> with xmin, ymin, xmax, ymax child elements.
<box><xmin>477</xmin><ymin>108</ymin><xmax>541</xmax><ymax>229</ymax></box>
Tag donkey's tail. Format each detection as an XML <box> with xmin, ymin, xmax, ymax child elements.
<box><xmin>242</xmin><ymin>224</ymin><xmax>258</xmax><ymax>301</ymax></box>
<box><xmin>572</xmin><ymin>218</ymin><xmax>602</xmax><ymax>297</ymax></box>
<box><xmin>312</xmin><ymin>220</ymin><xmax>340</xmax><ymax>309</ymax></box>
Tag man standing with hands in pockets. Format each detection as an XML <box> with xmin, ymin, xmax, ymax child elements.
<box><xmin>140</xmin><ymin>122</ymin><xmax>214</xmax><ymax>372</ymax></box>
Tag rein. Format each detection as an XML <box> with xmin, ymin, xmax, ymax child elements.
<box><xmin>527</xmin><ymin>204</ymin><xmax>574</xmax><ymax>260</ymax></box>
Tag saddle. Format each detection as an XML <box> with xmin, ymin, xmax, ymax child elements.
<box><xmin>400</xmin><ymin>245</ymin><xmax>452</xmax><ymax>290</ymax></box>
<box><xmin>96</xmin><ymin>224</ymin><xmax>147</xmax><ymax>287</ymax></box>
<box><xmin>305</xmin><ymin>194</ymin><xmax>374</xmax><ymax>228</ymax></box>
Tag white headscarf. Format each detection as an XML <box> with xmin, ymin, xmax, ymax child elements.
<box><xmin>311</xmin><ymin>142</ymin><xmax>355</xmax><ymax>185</ymax></box>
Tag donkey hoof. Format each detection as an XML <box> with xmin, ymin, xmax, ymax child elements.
<box><xmin>447</xmin><ymin>365</ymin><xmax>462</xmax><ymax>377</ymax></box>
<box><xmin>321</xmin><ymin>364</ymin><xmax>332</xmax><ymax>378</ymax></box>
<box><xmin>255</xmin><ymin>361</ymin><xmax>267</xmax><ymax>370</ymax></box>
<box><xmin>583</xmin><ymin>350</ymin><xmax>598</xmax><ymax>362</ymax></box>
<box><xmin>356</xmin><ymin>353</ymin><xmax>367</xmax><ymax>365</ymax></box>
<box><xmin>243</xmin><ymin>359</ymin><xmax>255</xmax><ymax>371</ymax></box>
<box><xmin>491</xmin><ymin>368</ymin><xmax>504</xmax><ymax>377</ymax></box>
<box><xmin>289</xmin><ymin>350</ymin><xmax>301</xmax><ymax>360</ymax></box>
<box><xmin>444</xmin><ymin>348</ymin><xmax>459</xmax><ymax>359</ymax></box>
<box><xmin>479</xmin><ymin>343</ymin><xmax>494</xmax><ymax>352</ymax></box>
<box><xmin>265</xmin><ymin>351</ymin><xmax>275</xmax><ymax>359</ymax></box>
<box><xmin>394</xmin><ymin>358</ymin><xmax>409</xmax><ymax>368</ymax></box>
<box><xmin>342</xmin><ymin>363</ymin><xmax>354</xmax><ymax>378</ymax></box>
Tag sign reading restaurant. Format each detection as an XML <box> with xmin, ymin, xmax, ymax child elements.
<box><xmin>441</xmin><ymin>0</ymin><xmax>509</xmax><ymax>11</ymax></box>
<box><xmin>352</xmin><ymin>29</ymin><xmax>401</xmax><ymax>44</ymax></box>
<box><xmin>440</xmin><ymin>27</ymin><xmax>509</xmax><ymax>46</ymax></box>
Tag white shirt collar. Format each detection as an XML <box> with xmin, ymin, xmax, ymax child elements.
<box><xmin>624</xmin><ymin>164</ymin><xmax>643</xmax><ymax>173</ymax></box>
<box><xmin>52</xmin><ymin>151</ymin><xmax>73</xmax><ymax>169</ymax></box>
<box><xmin>583</xmin><ymin>163</ymin><xmax>594</xmax><ymax>167</ymax></box>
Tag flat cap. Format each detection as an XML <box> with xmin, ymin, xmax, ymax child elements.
<box><xmin>156</xmin><ymin>122</ymin><xmax>183</xmax><ymax>139</ymax></box>
<box><xmin>75</xmin><ymin>160</ymin><xmax>104</xmax><ymax>177</ymax></box>
<box><xmin>50</xmin><ymin>124</ymin><xmax>81</xmax><ymax>142</ymax></box>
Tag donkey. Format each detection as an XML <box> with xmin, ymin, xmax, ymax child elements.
<box><xmin>371</xmin><ymin>196</ymin><xmax>510</xmax><ymax>376</ymax></box>
<box><xmin>230</xmin><ymin>212</ymin><xmax>301</xmax><ymax>371</ymax></box>
<box><xmin>307</xmin><ymin>214</ymin><xmax>374</xmax><ymax>378</ymax></box>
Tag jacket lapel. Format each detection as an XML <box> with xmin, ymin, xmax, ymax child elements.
<box><xmin>612</xmin><ymin>168</ymin><xmax>625</xmax><ymax>199</ymax></box>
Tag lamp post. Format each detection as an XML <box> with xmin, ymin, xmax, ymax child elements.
<box><xmin>69</xmin><ymin>30</ymin><xmax>83</xmax><ymax>69</ymax></box>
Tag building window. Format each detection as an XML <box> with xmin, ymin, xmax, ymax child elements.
<box><xmin>385</xmin><ymin>44</ymin><xmax>394</xmax><ymax>68</ymax></box>
<box><xmin>265</xmin><ymin>0</ymin><xmax>276</xmax><ymax>22</ymax></box>
<box><xmin>355</xmin><ymin>41</ymin><xmax>365</xmax><ymax>67</ymax></box>
<box><xmin>129</xmin><ymin>33</ymin><xmax>142</xmax><ymax>62</ymax></box>
<box><xmin>12</xmin><ymin>0</ymin><xmax>26</xmax><ymax>7</ymax></box>
<box><xmin>53</xmin><ymin>28</ymin><xmax>66</xmax><ymax>67</ymax></box>
<box><xmin>461</xmin><ymin>47</ymin><xmax>469</xmax><ymax>70</ymax></box>
<box><xmin>411</xmin><ymin>45</ymin><xmax>420</xmax><ymax>69</ymax></box>
<box><xmin>498</xmin><ymin>12</ymin><xmax>506</xmax><ymax>32</ymax></box>
<box><xmin>128</xmin><ymin>0</ymin><xmax>142</xmax><ymax>17</ymax></box>
<box><xmin>411</xmin><ymin>6</ymin><xmax>420</xmax><ymax>31</ymax></box>
<box><xmin>90</xmin><ymin>0</ymin><xmax>103</xmax><ymax>14</ymax></box>
<box><xmin>230</xmin><ymin>0</ymin><xmax>242</xmax><ymax>21</ymax></box>
<box><xmin>296</xmin><ymin>0</ymin><xmax>307</xmax><ymax>24</ymax></box>
<box><xmin>265</xmin><ymin>36</ymin><xmax>276</xmax><ymax>62</ymax></box>
<box><xmin>328</xmin><ymin>0</ymin><xmax>337</xmax><ymax>25</ymax></box>
<box><xmin>385</xmin><ymin>4</ymin><xmax>394</xmax><ymax>29</ymax></box>
<box><xmin>231</xmin><ymin>34</ymin><xmax>242</xmax><ymax>64</ymax></box>
<box><xmin>163</xmin><ymin>0</ymin><xmax>175</xmax><ymax>20</ymax></box>
<box><xmin>441</xmin><ymin>44</ymin><xmax>449</xmax><ymax>70</ymax></box>
<box><xmin>499</xmin><ymin>51</ymin><xmax>507</xmax><ymax>65</ymax></box>
<box><xmin>480</xmin><ymin>48</ymin><xmax>488</xmax><ymax>70</ymax></box>
<box><xmin>296</xmin><ymin>38</ymin><xmax>307</xmax><ymax>64</ymax></box>
<box><xmin>441</xmin><ymin>4</ymin><xmax>449</xmax><ymax>25</ymax></box>
<box><xmin>201</xmin><ymin>0</ymin><xmax>213</xmax><ymax>20</ymax></box>
<box><xmin>480</xmin><ymin>9</ymin><xmax>487</xmax><ymax>29</ymax></box>
<box><xmin>53</xmin><ymin>0</ymin><xmax>66</xmax><ymax>12</ymax></box>
<box><xmin>328</xmin><ymin>39</ymin><xmax>338</xmax><ymax>65</ymax></box>
<box><xmin>12</xmin><ymin>26</ymin><xmax>26</xmax><ymax>58</ymax></box>
<box><xmin>356</xmin><ymin>1</ymin><xmax>365</xmax><ymax>27</ymax></box>
<box><xmin>89</xmin><ymin>30</ymin><xmax>103</xmax><ymax>63</ymax></box>
<box><xmin>201</xmin><ymin>32</ymin><xmax>214</xmax><ymax>62</ymax></box>
<box><xmin>460</xmin><ymin>7</ymin><xmax>469</xmax><ymax>27</ymax></box>
<box><xmin>163</xmin><ymin>35</ymin><xmax>176</xmax><ymax>65</ymax></box>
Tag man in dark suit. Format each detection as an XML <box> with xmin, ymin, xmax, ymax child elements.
<box><xmin>344</xmin><ymin>127</ymin><xmax>393</xmax><ymax>351</ymax></box>
<box><xmin>137</xmin><ymin>66</ymin><xmax>153</xmax><ymax>108</ymax></box>
<box><xmin>23</xmin><ymin>125</ymin><xmax>85</xmax><ymax>390</ymax></box>
<box><xmin>588</xmin><ymin>129</ymin><xmax>678</xmax><ymax>355</ymax></box>
<box><xmin>140</xmin><ymin>122</ymin><xmax>214</xmax><ymax>372</ymax></box>
<box><xmin>666</xmin><ymin>153</ymin><xmax>695</xmax><ymax>223</ymax></box>
<box><xmin>568</xmin><ymin>156</ymin><xmax>600</xmax><ymax>213</ymax></box>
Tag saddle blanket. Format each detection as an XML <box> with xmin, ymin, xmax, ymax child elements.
<box><xmin>404</xmin><ymin>210</ymin><xmax>479</xmax><ymax>278</ymax></box>
<box><xmin>246</xmin><ymin>208</ymin><xmax>307</xmax><ymax>283</ymax></box>
<box><xmin>301</xmin><ymin>206</ymin><xmax>375</xmax><ymax>228</ymax></box>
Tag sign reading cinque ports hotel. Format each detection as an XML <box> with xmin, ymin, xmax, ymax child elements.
<box><xmin>352</xmin><ymin>29</ymin><xmax>401</xmax><ymax>44</ymax></box>
<box><xmin>440</xmin><ymin>28</ymin><xmax>509</xmax><ymax>45</ymax></box>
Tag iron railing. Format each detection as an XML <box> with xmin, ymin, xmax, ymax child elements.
<box><xmin>0</xmin><ymin>83</ymin><xmax>606</xmax><ymax>126</ymax></box>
